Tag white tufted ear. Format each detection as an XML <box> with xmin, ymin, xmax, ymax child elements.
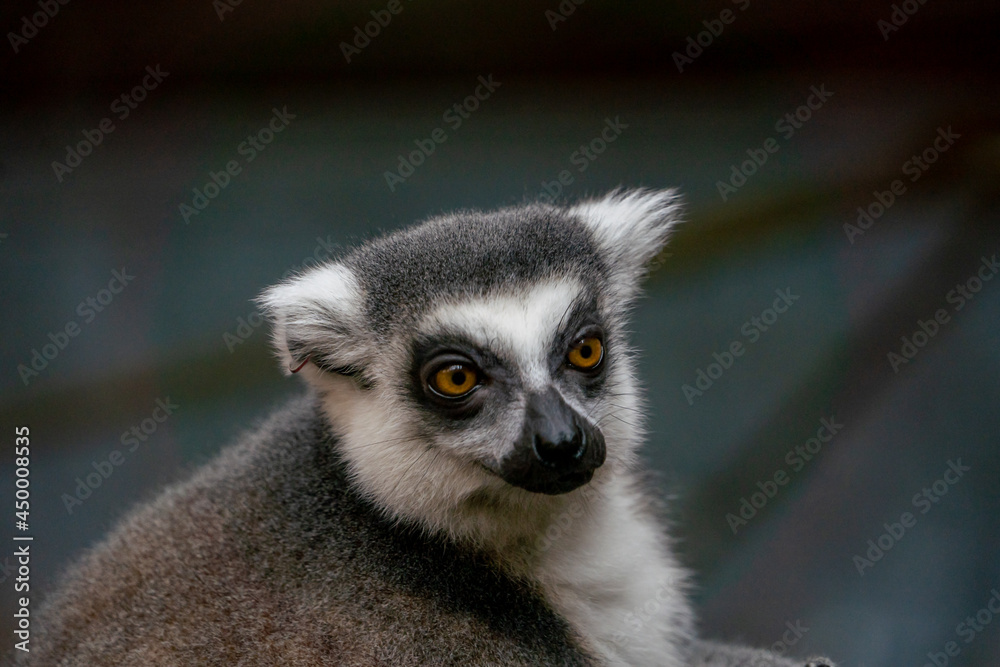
<box><xmin>256</xmin><ymin>262</ymin><xmax>370</xmax><ymax>378</ymax></box>
<box><xmin>569</xmin><ymin>188</ymin><xmax>682</xmax><ymax>289</ymax></box>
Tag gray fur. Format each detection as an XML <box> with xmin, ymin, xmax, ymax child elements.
<box><xmin>347</xmin><ymin>203</ymin><xmax>610</xmax><ymax>335</ymax></box>
<box><xmin>28</xmin><ymin>190</ymin><xmax>836</xmax><ymax>666</ymax></box>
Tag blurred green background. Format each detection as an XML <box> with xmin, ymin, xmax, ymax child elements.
<box><xmin>3</xmin><ymin>1</ymin><xmax>1000</xmax><ymax>665</ymax></box>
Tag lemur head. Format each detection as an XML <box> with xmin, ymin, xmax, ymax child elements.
<box><xmin>259</xmin><ymin>189</ymin><xmax>680</xmax><ymax>547</ymax></box>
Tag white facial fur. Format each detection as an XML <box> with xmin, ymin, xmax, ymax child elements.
<box><xmin>256</xmin><ymin>189</ymin><xmax>683</xmax><ymax>555</ymax></box>
<box><xmin>421</xmin><ymin>277</ymin><xmax>585</xmax><ymax>393</ymax></box>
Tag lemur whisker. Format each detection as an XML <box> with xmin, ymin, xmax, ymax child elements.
<box><xmin>386</xmin><ymin>445</ymin><xmax>433</xmax><ymax>503</ymax></box>
<box><xmin>604</xmin><ymin>402</ymin><xmax>644</xmax><ymax>413</ymax></box>
<box><xmin>607</xmin><ymin>413</ymin><xmax>641</xmax><ymax>429</ymax></box>
<box><xmin>343</xmin><ymin>432</ymin><xmax>427</xmax><ymax>451</ymax></box>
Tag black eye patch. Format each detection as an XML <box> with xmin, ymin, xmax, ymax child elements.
<box><xmin>407</xmin><ymin>334</ymin><xmax>515</xmax><ymax>421</ymax></box>
<box><xmin>546</xmin><ymin>297</ymin><xmax>607</xmax><ymax>372</ymax></box>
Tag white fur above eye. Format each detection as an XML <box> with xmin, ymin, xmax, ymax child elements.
<box><xmin>420</xmin><ymin>277</ymin><xmax>586</xmax><ymax>390</ymax></box>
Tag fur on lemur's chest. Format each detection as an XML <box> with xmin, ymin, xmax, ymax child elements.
<box><xmin>241</xmin><ymin>398</ymin><xmax>690</xmax><ymax>667</ymax></box>
<box><xmin>251</xmin><ymin>399</ymin><xmax>602</xmax><ymax>665</ymax></box>
<box><xmin>300</xmin><ymin>397</ymin><xmax>694</xmax><ymax>667</ymax></box>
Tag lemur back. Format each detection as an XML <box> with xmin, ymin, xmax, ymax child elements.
<box><xmin>27</xmin><ymin>190</ymin><xmax>835</xmax><ymax>667</ymax></box>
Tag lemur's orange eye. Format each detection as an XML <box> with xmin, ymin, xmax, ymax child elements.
<box><xmin>431</xmin><ymin>364</ymin><xmax>479</xmax><ymax>397</ymax></box>
<box><xmin>567</xmin><ymin>337</ymin><xmax>604</xmax><ymax>370</ymax></box>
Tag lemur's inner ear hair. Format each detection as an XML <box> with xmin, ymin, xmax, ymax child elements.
<box><xmin>255</xmin><ymin>263</ymin><xmax>369</xmax><ymax>377</ymax></box>
<box><xmin>568</xmin><ymin>188</ymin><xmax>682</xmax><ymax>285</ymax></box>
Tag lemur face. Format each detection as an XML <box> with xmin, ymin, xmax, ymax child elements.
<box><xmin>259</xmin><ymin>190</ymin><xmax>680</xmax><ymax>518</ymax></box>
<box><xmin>407</xmin><ymin>277</ymin><xmax>610</xmax><ymax>495</ymax></box>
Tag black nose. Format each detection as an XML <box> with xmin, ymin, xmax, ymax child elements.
<box><xmin>498</xmin><ymin>388</ymin><xmax>606</xmax><ymax>495</ymax></box>
<box><xmin>533</xmin><ymin>429</ymin><xmax>586</xmax><ymax>468</ymax></box>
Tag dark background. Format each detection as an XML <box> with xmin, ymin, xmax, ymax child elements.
<box><xmin>2</xmin><ymin>1</ymin><xmax>1000</xmax><ymax>665</ymax></box>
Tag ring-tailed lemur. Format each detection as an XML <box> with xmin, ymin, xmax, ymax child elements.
<box><xmin>28</xmin><ymin>189</ymin><xmax>835</xmax><ymax>666</ymax></box>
